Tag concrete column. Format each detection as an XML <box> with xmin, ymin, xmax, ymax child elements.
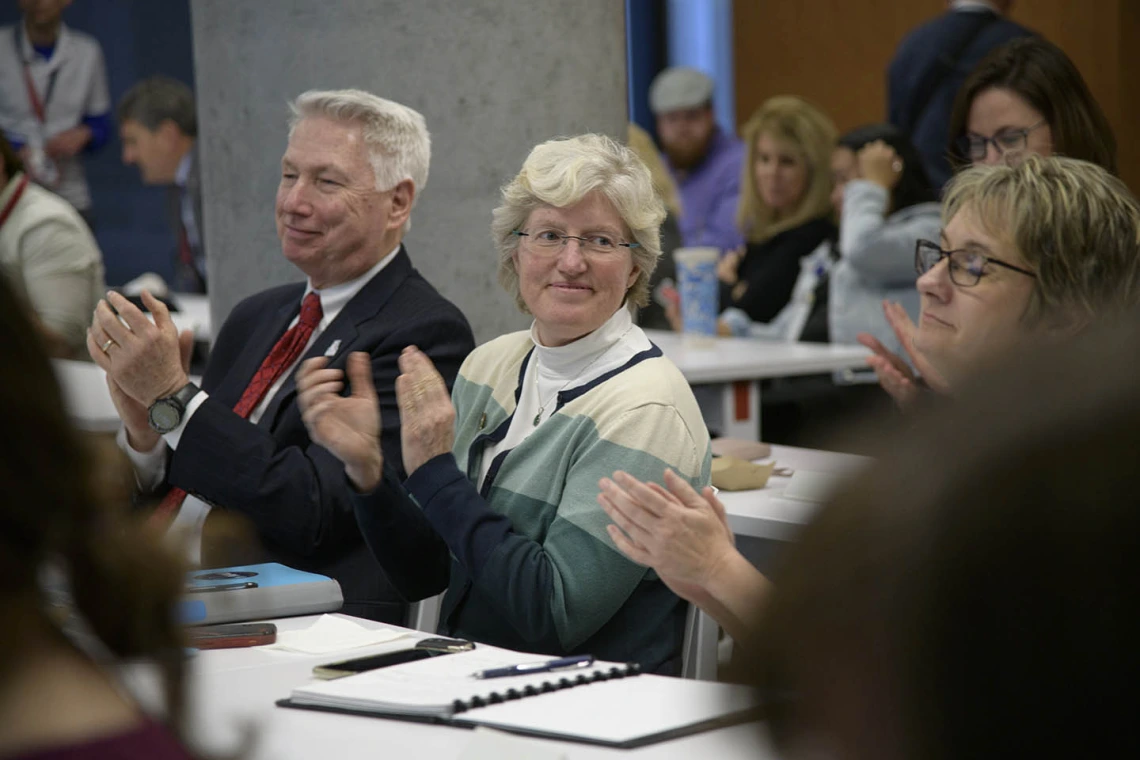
<box><xmin>190</xmin><ymin>0</ymin><xmax>628</xmax><ymax>342</ymax></box>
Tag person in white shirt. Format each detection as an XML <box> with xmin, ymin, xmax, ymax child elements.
<box><xmin>0</xmin><ymin>0</ymin><xmax>112</xmax><ymax>219</ymax></box>
<box><xmin>0</xmin><ymin>132</ymin><xmax>104</xmax><ymax>357</ymax></box>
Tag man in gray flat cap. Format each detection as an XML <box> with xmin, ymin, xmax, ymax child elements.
<box><xmin>649</xmin><ymin>66</ymin><xmax>744</xmax><ymax>253</ymax></box>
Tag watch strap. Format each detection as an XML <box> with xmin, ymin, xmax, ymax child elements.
<box><xmin>147</xmin><ymin>381</ymin><xmax>201</xmax><ymax>434</ymax></box>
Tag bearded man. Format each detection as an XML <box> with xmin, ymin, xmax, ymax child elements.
<box><xmin>649</xmin><ymin>66</ymin><xmax>744</xmax><ymax>253</ymax></box>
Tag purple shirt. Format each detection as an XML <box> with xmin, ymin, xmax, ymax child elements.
<box><xmin>665</xmin><ymin>128</ymin><xmax>746</xmax><ymax>253</ymax></box>
<box><xmin>10</xmin><ymin>720</ymin><xmax>192</xmax><ymax>760</ymax></box>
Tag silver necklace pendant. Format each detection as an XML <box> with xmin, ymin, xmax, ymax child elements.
<box><xmin>530</xmin><ymin>324</ymin><xmax>631</xmax><ymax>430</ymax></box>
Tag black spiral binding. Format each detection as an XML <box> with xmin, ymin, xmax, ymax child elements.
<box><xmin>452</xmin><ymin>662</ymin><xmax>641</xmax><ymax>713</ymax></box>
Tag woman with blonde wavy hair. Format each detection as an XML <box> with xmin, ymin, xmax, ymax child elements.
<box><xmin>296</xmin><ymin>134</ymin><xmax>711</xmax><ymax>674</ymax></box>
<box><xmin>718</xmin><ymin>96</ymin><xmax>838</xmax><ymax>323</ymax></box>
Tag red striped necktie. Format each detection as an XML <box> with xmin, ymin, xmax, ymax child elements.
<box><xmin>151</xmin><ymin>292</ymin><xmax>323</xmax><ymax>523</ymax></box>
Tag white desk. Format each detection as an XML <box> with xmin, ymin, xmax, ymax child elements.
<box><xmin>645</xmin><ymin>330</ymin><xmax>870</xmax><ymax>440</ymax></box>
<box><xmin>54</xmin><ymin>359</ymin><xmax>120</xmax><ymax>433</ymax></box>
<box><xmin>169</xmin><ymin>614</ymin><xmax>778</xmax><ymax>760</ymax></box>
<box><xmin>718</xmin><ymin>445</ymin><xmax>871</xmax><ymax>542</ymax></box>
<box><xmin>54</xmin><ymin>359</ymin><xmax>202</xmax><ymax>434</ymax></box>
<box><xmin>170</xmin><ymin>292</ymin><xmax>212</xmax><ymax>343</ymax></box>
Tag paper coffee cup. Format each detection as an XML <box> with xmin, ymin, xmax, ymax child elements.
<box><xmin>673</xmin><ymin>247</ymin><xmax>719</xmax><ymax>340</ymax></box>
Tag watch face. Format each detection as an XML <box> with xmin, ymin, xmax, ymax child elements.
<box><xmin>149</xmin><ymin>401</ymin><xmax>181</xmax><ymax>432</ymax></box>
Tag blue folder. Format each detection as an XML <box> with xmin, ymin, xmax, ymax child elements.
<box><xmin>181</xmin><ymin>562</ymin><xmax>343</xmax><ymax>625</ymax></box>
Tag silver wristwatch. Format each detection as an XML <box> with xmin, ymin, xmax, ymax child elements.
<box><xmin>147</xmin><ymin>382</ymin><xmax>201</xmax><ymax>434</ymax></box>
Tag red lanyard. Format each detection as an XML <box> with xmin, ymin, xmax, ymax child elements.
<box><xmin>14</xmin><ymin>26</ymin><xmax>57</xmax><ymax>124</ymax></box>
<box><xmin>0</xmin><ymin>175</ymin><xmax>30</xmax><ymax>229</ymax></box>
<box><xmin>22</xmin><ymin>63</ymin><xmax>47</xmax><ymax>123</ymax></box>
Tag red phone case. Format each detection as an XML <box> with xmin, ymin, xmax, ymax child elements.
<box><xmin>189</xmin><ymin>624</ymin><xmax>277</xmax><ymax>650</ymax></box>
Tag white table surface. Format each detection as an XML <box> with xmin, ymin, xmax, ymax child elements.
<box><xmin>170</xmin><ymin>292</ymin><xmax>212</xmax><ymax>342</ymax></box>
<box><xmin>644</xmin><ymin>330</ymin><xmax>871</xmax><ymax>440</ymax></box>
<box><xmin>54</xmin><ymin>358</ymin><xmax>120</xmax><ymax>433</ymax></box>
<box><xmin>170</xmin><ymin>614</ymin><xmax>778</xmax><ymax>760</ymax></box>
<box><xmin>644</xmin><ymin>330</ymin><xmax>870</xmax><ymax>383</ymax></box>
<box><xmin>718</xmin><ymin>445</ymin><xmax>871</xmax><ymax>542</ymax></box>
<box><xmin>55</xmin><ymin>359</ymin><xmax>202</xmax><ymax>434</ymax></box>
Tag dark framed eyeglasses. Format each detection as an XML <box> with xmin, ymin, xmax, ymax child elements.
<box><xmin>914</xmin><ymin>239</ymin><xmax>1036</xmax><ymax>288</ymax></box>
<box><xmin>512</xmin><ymin>229</ymin><xmax>640</xmax><ymax>258</ymax></box>
<box><xmin>957</xmin><ymin>120</ymin><xmax>1047</xmax><ymax>162</ymax></box>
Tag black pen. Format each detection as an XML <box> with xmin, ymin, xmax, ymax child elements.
<box><xmin>191</xmin><ymin>581</ymin><xmax>258</xmax><ymax>593</ymax></box>
<box><xmin>472</xmin><ymin>654</ymin><xmax>594</xmax><ymax>679</ymax></box>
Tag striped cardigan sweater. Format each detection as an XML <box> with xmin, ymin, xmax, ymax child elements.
<box><xmin>386</xmin><ymin>330</ymin><xmax>712</xmax><ymax>672</ymax></box>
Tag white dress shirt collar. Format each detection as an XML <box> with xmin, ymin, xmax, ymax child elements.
<box><xmin>304</xmin><ymin>243</ymin><xmax>402</xmax><ymax>330</ymax></box>
<box><xmin>174</xmin><ymin>151</ymin><xmax>193</xmax><ymax>188</ymax></box>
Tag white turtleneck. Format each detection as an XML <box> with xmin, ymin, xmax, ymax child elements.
<box><xmin>477</xmin><ymin>307</ymin><xmax>653</xmax><ymax>490</ymax></box>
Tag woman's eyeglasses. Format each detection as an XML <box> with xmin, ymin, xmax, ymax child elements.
<box><xmin>957</xmin><ymin>120</ymin><xmax>1046</xmax><ymax>162</ymax></box>
<box><xmin>915</xmin><ymin>239</ymin><xmax>1036</xmax><ymax>287</ymax></box>
<box><xmin>512</xmin><ymin>229</ymin><xmax>640</xmax><ymax>258</ymax></box>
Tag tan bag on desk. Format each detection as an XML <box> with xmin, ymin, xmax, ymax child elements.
<box><xmin>711</xmin><ymin>457</ymin><xmax>776</xmax><ymax>491</ymax></box>
<box><xmin>710</xmin><ymin>438</ymin><xmax>771</xmax><ymax>461</ymax></box>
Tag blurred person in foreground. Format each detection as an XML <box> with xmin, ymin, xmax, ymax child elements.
<box><xmin>866</xmin><ymin>36</ymin><xmax>1118</xmax><ymax>405</ymax></box>
<box><xmin>116</xmin><ymin>77</ymin><xmax>205</xmax><ymax>293</ymax></box>
<box><xmin>0</xmin><ymin>132</ymin><xmax>104</xmax><ymax>358</ymax></box>
<box><xmin>596</xmin><ymin>153</ymin><xmax>1140</xmax><ymax>643</ymax></box>
<box><xmin>0</xmin><ymin>271</ymin><xmax>192</xmax><ymax>759</ymax></box>
<box><xmin>0</xmin><ymin>0</ymin><xmax>112</xmax><ymax>221</ymax></box>
<box><xmin>296</xmin><ymin>134</ymin><xmax>711</xmax><ymax>673</ymax></box>
<box><xmin>87</xmin><ymin>89</ymin><xmax>473</xmax><ymax>624</ymax></box>
<box><xmin>649</xmin><ymin>66</ymin><xmax>744</xmax><ymax>253</ymax></box>
<box><xmin>888</xmin><ymin>0</ymin><xmax>1032</xmax><ymax>190</ymax></box>
<box><xmin>748</xmin><ymin>319</ymin><xmax>1140</xmax><ymax>759</ymax></box>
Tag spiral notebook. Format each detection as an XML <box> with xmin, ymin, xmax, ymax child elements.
<box><xmin>277</xmin><ymin>649</ymin><xmax>762</xmax><ymax>748</ymax></box>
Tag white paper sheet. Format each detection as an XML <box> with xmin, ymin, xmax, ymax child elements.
<box><xmin>265</xmin><ymin>614</ymin><xmax>410</xmax><ymax>654</ymax></box>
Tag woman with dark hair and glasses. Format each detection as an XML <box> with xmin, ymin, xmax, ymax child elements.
<box><xmin>947</xmin><ymin>37</ymin><xmax>1116</xmax><ymax>175</ymax></box>
<box><xmin>863</xmin><ymin>37</ymin><xmax>1118</xmax><ymax>405</ymax></box>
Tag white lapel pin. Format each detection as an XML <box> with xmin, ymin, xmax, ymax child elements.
<box><xmin>324</xmin><ymin>339</ymin><xmax>341</xmax><ymax>358</ymax></box>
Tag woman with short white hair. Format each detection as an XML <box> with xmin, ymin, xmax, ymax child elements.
<box><xmin>296</xmin><ymin>134</ymin><xmax>712</xmax><ymax>673</ymax></box>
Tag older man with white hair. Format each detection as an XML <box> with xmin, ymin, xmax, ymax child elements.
<box><xmin>87</xmin><ymin>89</ymin><xmax>473</xmax><ymax>623</ymax></box>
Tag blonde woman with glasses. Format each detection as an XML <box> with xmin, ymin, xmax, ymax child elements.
<box><xmin>864</xmin><ymin>37</ymin><xmax>1119</xmax><ymax>405</ymax></box>
<box><xmin>594</xmin><ymin>154</ymin><xmax>1140</xmax><ymax>644</ymax></box>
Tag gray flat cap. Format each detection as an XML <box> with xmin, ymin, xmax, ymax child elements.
<box><xmin>649</xmin><ymin>67</ymin><xmax>714</xmax><ymax>114</ymax></box>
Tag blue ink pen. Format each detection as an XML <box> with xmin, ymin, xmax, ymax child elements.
<box><xmin>472</xmin><ymin>654</ymin><xmax>595</xmax><ymax>679</ymax></box>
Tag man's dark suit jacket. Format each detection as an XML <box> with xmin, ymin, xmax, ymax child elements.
<box><xmin>163</xmin><ymin>247</ymin><xmax>472</xmax><ymax>623</ymax></box>
<box><xmin>888</xmin><ymin>8</ymin><xmax>1033</xmax><ymax>190</ymax></box>
<box><xmin>166</xmin><ymin>145</ymin><xmax>207</xmax><ymax>293</ymax></box>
